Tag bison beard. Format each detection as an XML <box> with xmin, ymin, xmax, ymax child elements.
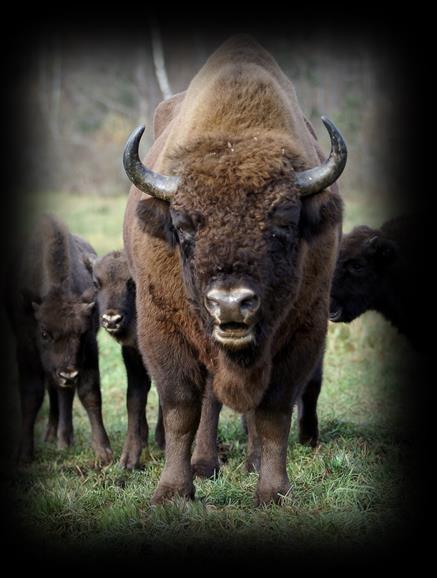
<box><xmin>123</xmin><ymin>35</ymin><xmax>346</xmax><ymax>505</ymax></box>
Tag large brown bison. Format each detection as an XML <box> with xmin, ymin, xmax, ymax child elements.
<box><xmin>123</xmin><ymin>35</ymin><xmax>347</xmax><ymax>505</ymax></box>
<box><xmin>6</xmin><ymin>214</ymin><xmax>112</xmax><ymax>464</ymax></box>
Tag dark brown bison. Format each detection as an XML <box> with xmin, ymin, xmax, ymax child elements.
<box><xmin>6</xmin><ymin>214</ymin><xmax>112</xmax><ymax>464</ymax></box>
<box><xmin>330</xmin><ymin>216</ymin><xmax>423</xmax><ymax>350</ymax></box>
<box><xmin>85</xmin><ymin>249</ymin><xmax>165</xmax><ymax>468</ymax></box>
<box><xmin>122</xmin><ymin>35</ymin><xmax>346</xmax><ymax>505</ymax></box>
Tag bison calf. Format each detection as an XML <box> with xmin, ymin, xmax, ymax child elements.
<box><xmin>87</xmin><ymin>250</ymin><xmax>165</xmax><ymax>469</ymax></box>
<box><xmin>6</xmin><ymin>214</ymin><xmax>112</xmax><ymax>464</ymax></box>
<box><xmin>330</xmin><ymin>216</ymin><xmax>422</xmax><ymax>349</ymax></box>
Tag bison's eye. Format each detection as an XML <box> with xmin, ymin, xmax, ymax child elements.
<box><xmin>93</xmin><ymin>277</ymin><xmax>101</xmax><ymax>290</ymax></box>
<box><xmin>347</xmin><ymin>260</ymin><xmax>366</xmax><ymax>275</ymax></box>
<box><xmin>270</xmin><ymin>204</ymin><xmax>300</xmax><ymax>237</ymax></box>
<box><xmin>40</xmin><ymin>328</ymin><xmax>51</xmax><ymax>342</ymax></box>
<box><xmin>171</xmin><ymin>211</ymin><xmax>196</xmax><ymax>241</ymax></box>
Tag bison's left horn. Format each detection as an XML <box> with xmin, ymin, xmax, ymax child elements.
<box><xmin>295</xmin><ymin>116</ymin><xmax>347</xmax><ymax>197</ymax></box>
<box><xmin>123</xmin><ymin>125</ymin><xmax>179</xmax><ymax>202</ymax></box>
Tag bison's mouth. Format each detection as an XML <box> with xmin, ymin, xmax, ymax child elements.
<box><xmin>329</xmin><ymin>307</ymin><xmax>343</xmax><ymax>322</ymax></box>
<box><xmin>102</xmin><ymin>313</ymin><xmax>125</xmax><ymax>336</ymax></box>
<box><xmin>213</xmin><ymin>321</ymin><xmax>255</xmax><ymax>349</ymax></box>
<box><xmin>56</xmin><ymin>371</ymin><xmax>79</xmax><ymax>388</ymax></box>
<box><xmin>58</xmin><ymin>378</ymin><xmax>76</xmax><ymax>388</ymax></box>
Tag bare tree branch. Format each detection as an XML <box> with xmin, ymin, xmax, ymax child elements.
<box><xmin>150</xmin><ymin>21</ymin><xmax>172</xmax><ymax>100</ymax></box>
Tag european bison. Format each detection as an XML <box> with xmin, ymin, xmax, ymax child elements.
<box><xmin>85</xmin><ymin>249</ymin><xmax>165</xmax><ymax>468</ymax></box>
<box><xmin>330</xmin><ymin>216</ymin><xmax>422</xmax><ymax>349</ymax></box>
<box><xmin>6</xmin><ymin>214</ymin><xmax>112</xmax><ymax>464</ymax></box>
<box><xmin>123</xmin><ymin>35</ymin><xmax>347</xmax><ymax>505</ymax></box>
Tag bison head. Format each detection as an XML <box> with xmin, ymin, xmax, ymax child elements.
<box><xmin>124</xmin><ymin>118</ymin><xmax>346</xmax><ymax>360</ymax></box>
<box><xmin>330</xmin><ymin>226</ymin><xmax>399</xmax><ymax>323</ymax></box>
<box><xmin>85</xmin><ymin>250</ymin><xmax>136</xmax><ymax>341</ymax></box>
<box><xmin>29</xmin><ymin>286</ymin><xmax>96</xmax><ymax>387</ymax></box>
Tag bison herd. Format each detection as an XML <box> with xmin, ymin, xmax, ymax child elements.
<box><xmin>6</xmin><ymin>35</ymin><xmax>416</xmax><ymax>506</ymax></box>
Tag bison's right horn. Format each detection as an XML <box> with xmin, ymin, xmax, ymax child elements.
<box><xmin>123</xmin><ymin>126</ymin><xmax>179</xmax><ymax>202</ymax></box>
<box><xmin>295</xmin><ymin>116</ymin><xmax>347</xmax><ymax>197</ymax></box>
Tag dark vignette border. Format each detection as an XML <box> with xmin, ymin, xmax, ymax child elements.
<box><xmin>1</xmin><ymin>10</ymin><xmax>432</xmax><ymax>570</ymax></box>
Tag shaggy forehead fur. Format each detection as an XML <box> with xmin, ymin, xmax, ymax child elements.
<box><xmin>95</xmin><ymin>251</ymin><xmax>129</xmax><ymax>283</ymax></box>
<box><xmin>170</xmin><ymin>129</ymin><xmax>306</xmax><ymax>210</ymax></box>
<box><xmin>340</xmin><ymin>226</ymin><xmax>376</xmax><ymax>260</ymax></box>
<box><xmin>35</xmin><ymin>287</ymin><xmax>91</xmax><ymax>334</ymax></box>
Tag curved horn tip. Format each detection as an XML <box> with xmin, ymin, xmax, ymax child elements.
<box><xmin>295</xmin><ymin>115</ymin><xmax>347</xmax><ymax>196</ymax></box>
<box><xmin>123</xmin><ymin>124</ymin><xmax>179</xmax><ymax>201</ymax></box>
<box><xmin>134</xmin><ymin>125</ymin><xmax>146</xmax><ymax>137</ymax></box>
<box><xmin>129</xmin><ymin>125</ymin><xmax>146</xmax><ymax>145</ymax></box>
<box><xmin>320</xmin><ymin>116</ymin><xmax>347</xmax><ymax>148</ymax></box>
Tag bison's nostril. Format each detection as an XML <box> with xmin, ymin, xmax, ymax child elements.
<box><xmin>240</xmin><ymin>295</ymin><xmax>260</xmax><ymax>315</ymax></box>
<box><xmin>102</xmin><ymin>312</ymin><xmax>123</xmax><ymax>328</ymax></box>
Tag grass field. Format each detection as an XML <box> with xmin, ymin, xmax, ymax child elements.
<box><xmin>4</xmin><ymin>189</ymin><xmax>415</xmax><ymax>559</ymax></box>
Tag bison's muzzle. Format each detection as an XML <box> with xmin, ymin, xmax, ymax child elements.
<box><xmin>101</xmin><ymin>311</ymin><xmax>124</xmax><ymax>334</ymax></box>
<box><xmin>57</xmin><ymin>368</ymin><xmax>79</xmax><ymax>388</ymax></box>
<box><xmin>205</xmin><ymin>286</ymin><xmax>259</xmax><ymax>349</ymax></box>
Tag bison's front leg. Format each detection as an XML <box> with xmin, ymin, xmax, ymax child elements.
<box><xmin>245</xmin><ymin>410</ymin><xmax>261</xmax><ymax>473</ymax></box>
<box><xmin>191</xmin><ymin>377</ymin><xmax>222</xmax><ymax>479</ymax></box>
<box><xmin>44</xmin><ymin>383</ymin><xmax>59</xmax><ymax>443</ymax></box>
<box><xmin>77</xmin><ymin>369</ymin><xmax>112</xmax><ymax>465</ymax></box>
<box><xmin>254</xmin><ymin>407</ymin><xmax>292</xmax><ymax>506</ymax></box>
<box><xmin>152</xmin><ymin>397</ymin><xmax>201</xmax><ymax>505</ymax></box>
<box><xmin>17</xmin><ymin>352</ymin><xmax>45</xmax><ymax>463</ymax></box>
<box><xmin>56</xmin><ymin>386</ymin><xmax>75</xmax><ymax>449</ymax></box>
<box><xmin>77</xmin><ymin>339</ymin><xmax>112</xmax><ymax>465</ymax></box>
<box><xmin>120</xmin><ymin>345</ymin><xmax>150</xmax><ymax>470</ymax></box>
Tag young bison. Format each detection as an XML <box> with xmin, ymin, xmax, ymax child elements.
<box><xmin>330</xmin><ymin>216</ymin><xmax>423</xmax><ymax>349</ymax></box>
<box><xmin>87</xmin><ymin>250</ymin><xmax>165</xmax><ymax>469</ymax></box>
<box><xmin>6</xmin><ymin>214</ymin><xmax>112</xmax><ymax>464</ymax></box>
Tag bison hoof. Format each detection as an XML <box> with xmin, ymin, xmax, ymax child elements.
<box><xmin>298</xmin><ymin>431</ymin><xmax>319</xmax><ymax>448</ymax></box>
<box><xmin>57</xmin><ymin>434</ymin><xmax>74</xmax><ymax>450</ymax></box>
<box><xmin>44</xmin><ymin>424</ymin><xmax>57</xmax><ymax>443</ymax></box>
<box><xmin>255</xmin><ymin>483</ymin><xmax>291</xmax><ymax>506</ymax></box>
<box><xmin>191</xmin><ymin>459</ymin><xmax>220</xmax><ymax>479</ymax></box>
<box><xmin>245</xmin><ymin>453</ymin><xmax>261</xmax><ymax>473</ymax></box>
<box><xmin>151</xmin><ymin>483</ymin><xmax>195</xmax><ymax>505</ymax></box>
<box><xmin>94</xmin><ymin>446</ymin><xmax>113</xmax><ymax>466</ymax></box>
<box><xmin>119</xmin><ymin>447</ymin><xmax>144</xmax><ymax>470</ymax></box>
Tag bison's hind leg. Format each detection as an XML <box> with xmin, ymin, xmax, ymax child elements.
<box><xmin>191</xmin><ymin>379</ymin><xmax>222</xmax><ymax>479</ymax></box>
<box><xmin>297</xmin><ymin>363</ymin><xmax>323</xmax><ymax>448</ymax></box>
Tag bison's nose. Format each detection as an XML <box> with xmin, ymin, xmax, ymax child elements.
<box><xmin>205</xmin><ymin>287</ymin><xmax>260</xmax><ymax>324</ymax></box>
<box><xmin>102</xmin><ymin>312</ymin><xmax>123</xmax><ymax>332</ymax></box>
<box><xmin>57</xmin><ymin>369</ymin><xmax>79</xmax><ymax>387</ymax></box>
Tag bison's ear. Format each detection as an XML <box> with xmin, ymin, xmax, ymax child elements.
<box><xmin>20</xmin><ymin>289</ymin><xmax>41</xmax><ymax>316</ymax></box>
<box><xmin>365</xmin><ymin>235</ymin><xmax>398</xmax><ymax>265</ymax></box>
<box><xmin>136</xmin><ymin>198</ymin><xmax>177</xmax><ymax>247</ymax></box>
<box><xmin>80</xmin><ymin>301</ymin><xmax>96</xmax><ymax>316</ymax></box>
<box><xmin>299</xmin><ymin>190</ymin><xmax>343</xmax><ymax>241</ymax></box>
<box><xmin>83</xmin><ymin>253</ymin><xmax>96</xmax><ymax>274</ymax></box>
<box><xmin>80</xmin><ymin>287</ymin><xmax>96</xmax><ymax>303</ymax></box>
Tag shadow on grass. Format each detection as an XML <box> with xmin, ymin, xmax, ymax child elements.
<box><xmin>318</xmin><ymin>418</ymin><xmax>408</xmax><ymax>445</ymax></box>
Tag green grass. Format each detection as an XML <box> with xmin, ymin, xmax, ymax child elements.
<box><xmin>6</xmin><ymin>190</ymin><xmax>414</xmax><ymax>557</ymax></box>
